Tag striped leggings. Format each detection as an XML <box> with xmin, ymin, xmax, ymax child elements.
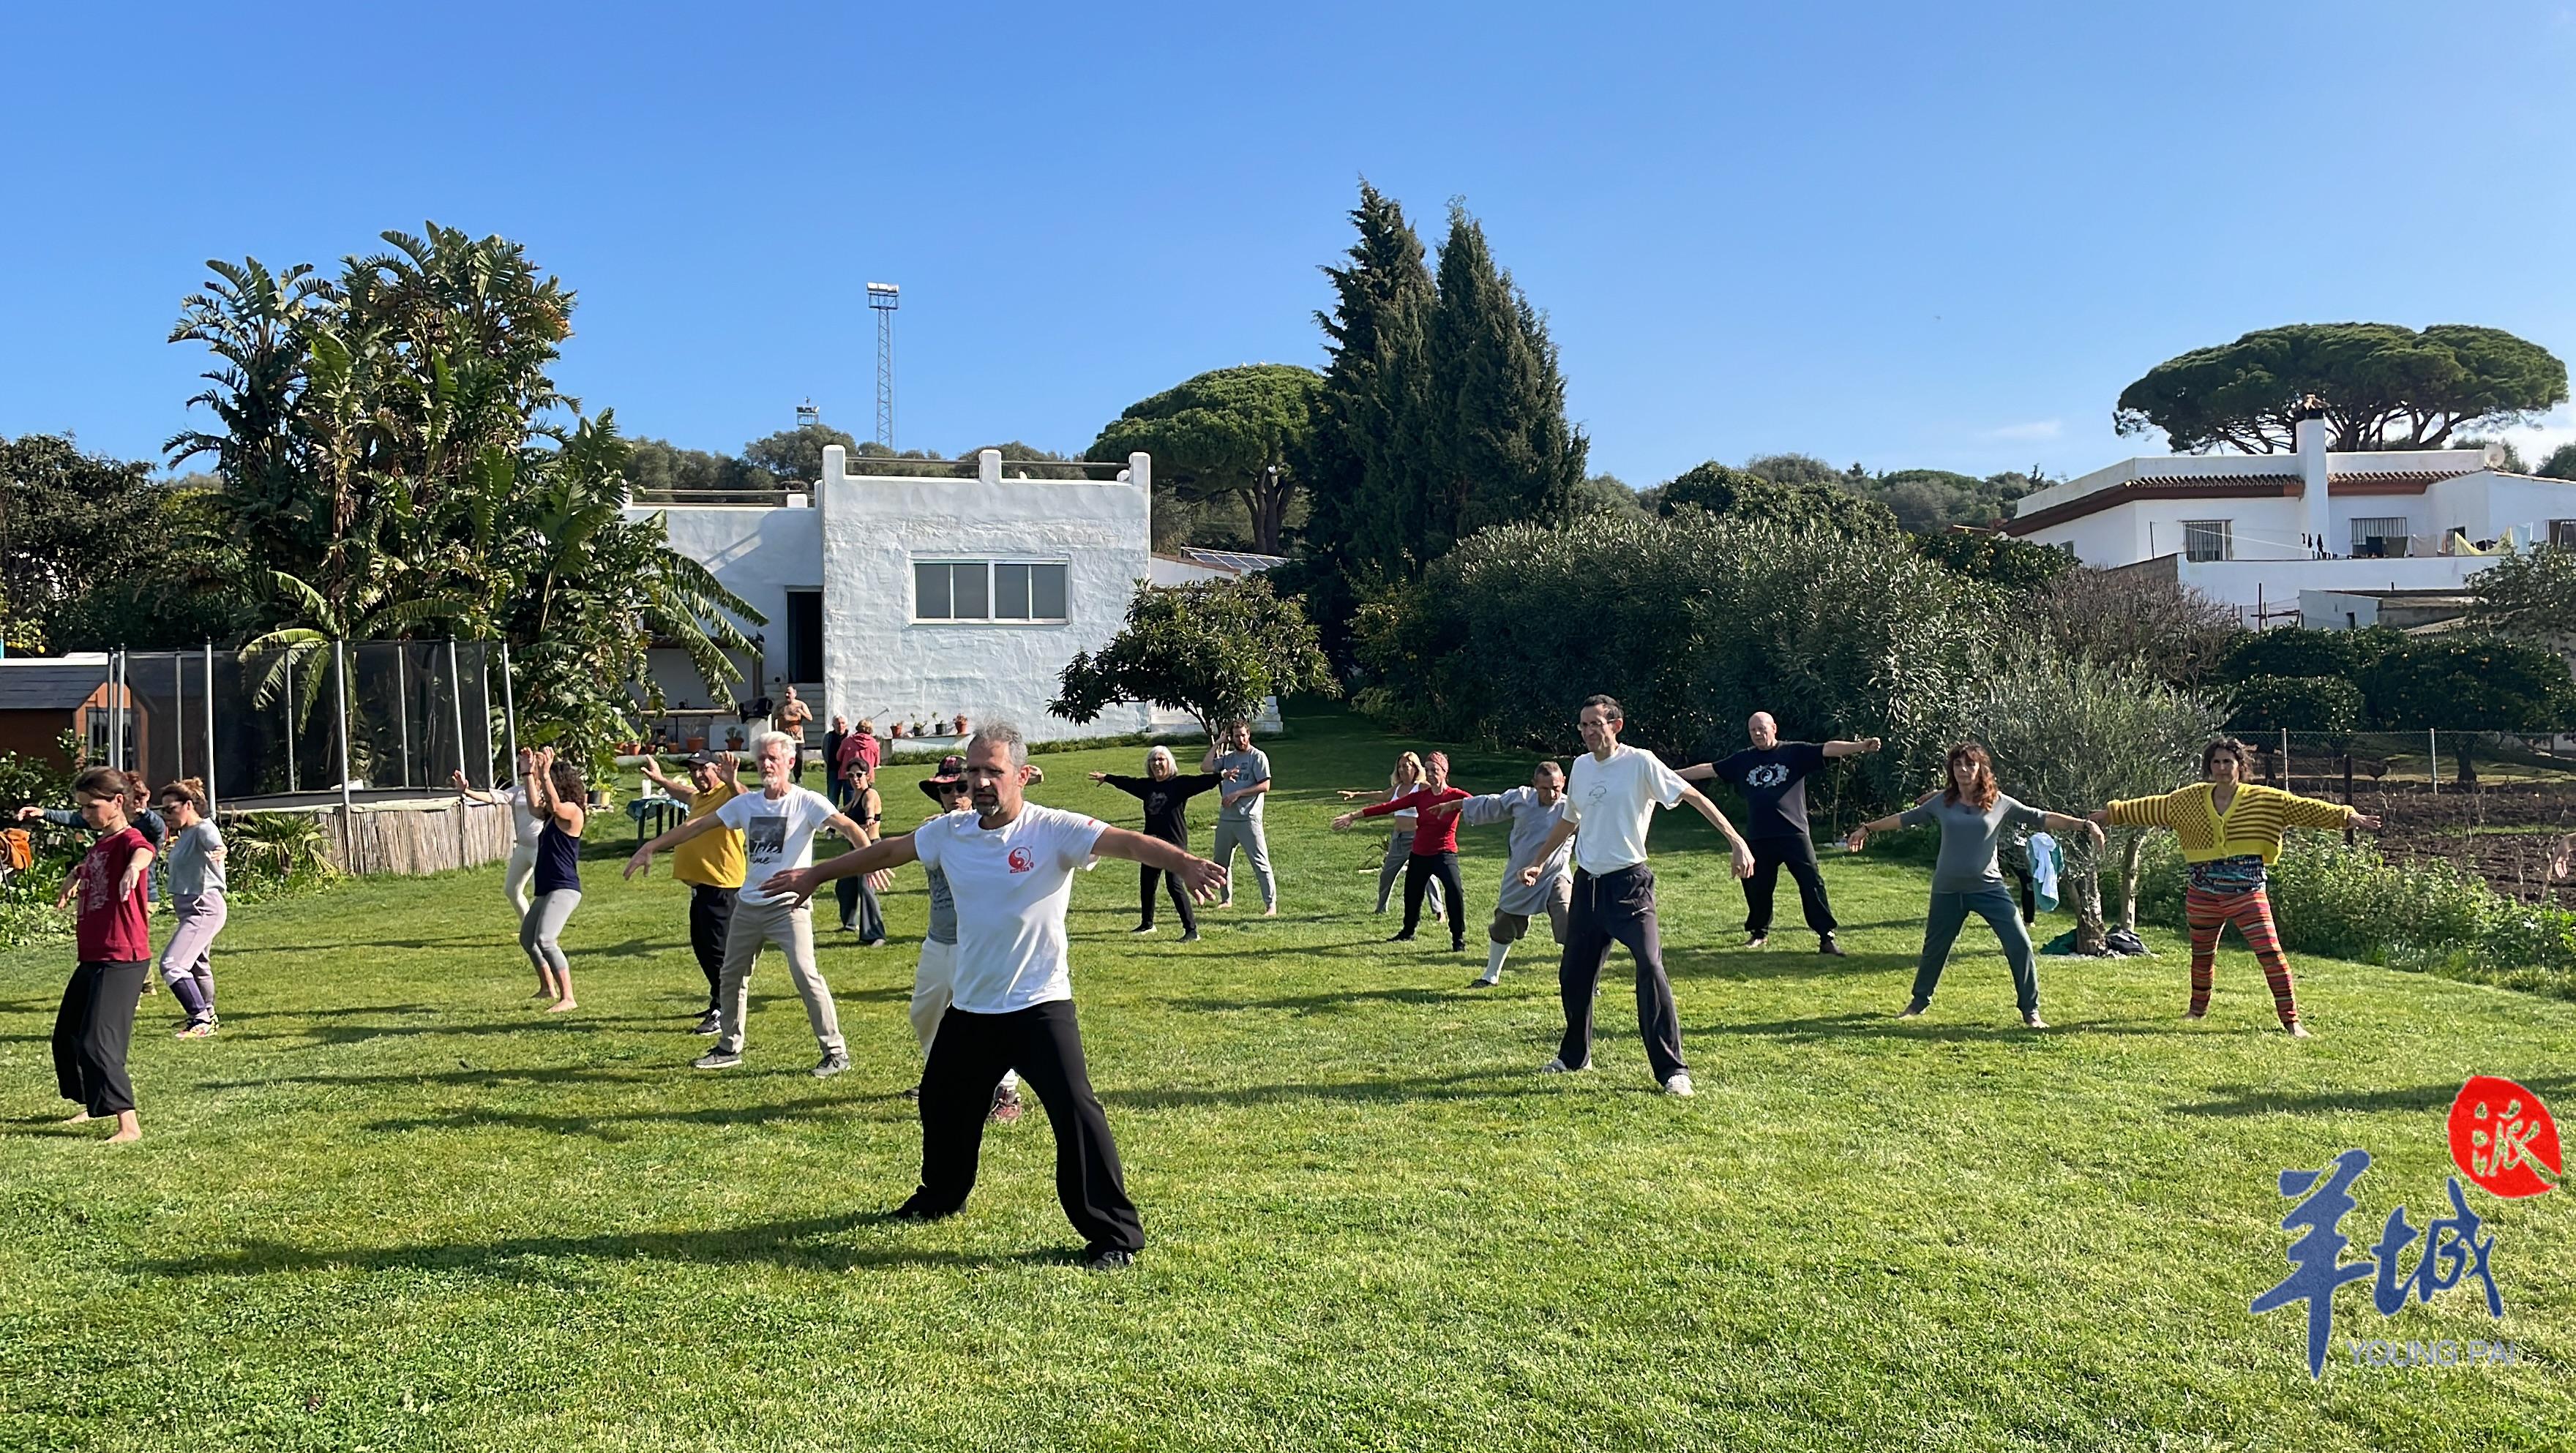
<box><xmin>2184</xmin><ymin>885</ymin><xmax>2299</xmax><ymax>1026</ymax></box>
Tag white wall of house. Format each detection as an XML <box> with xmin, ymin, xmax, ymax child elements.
<box><xmin>642</xmin><ymin>498</ymin><xmax>825</xmax><ymax>697</ymax></box>
<box><xmin>812</xmin><ymin>446</ymin><xmax>1156</xmax><ymax>741</ymax></box>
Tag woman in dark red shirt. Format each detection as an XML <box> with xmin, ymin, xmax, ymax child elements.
<box><xmin>1334</xmin><ymin>750</ymin><xmax>1473</xmax><ymax>953</ymax></box>
<box><xmin>51</xmin><ymin>767</ymin><xmax>156</xmax><ymax>1144</ymax></box>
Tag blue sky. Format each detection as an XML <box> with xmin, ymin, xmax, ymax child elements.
<box><xmin>4</xmin><ymin>1</ymin><xmax>2571</xmax><ymax>487</ymax></box>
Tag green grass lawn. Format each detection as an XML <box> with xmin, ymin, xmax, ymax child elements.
<box><xmin>2</xmin><ymin>706</ymin><xmax>2570</xmax><ymax>1451</ymax></box>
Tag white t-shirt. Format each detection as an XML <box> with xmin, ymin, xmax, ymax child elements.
<box><xmin>911</xmin><ymin>802</ymin><xmax>1108</xmax><ymax>1014</ymax></box>
<box><xmin>505</xmin><ymin>786</ymin><xmax>544</xmax><ymax>849</ymax></box>
<box><xmin>1562</xmin><ymin>743</ymin><xmax>1688</xmax><ymax>876</ymax></box>
<box><xmin>714</xmin><ymin>785</ymin><xmax>840</xmax><ymax>906</ymax></box>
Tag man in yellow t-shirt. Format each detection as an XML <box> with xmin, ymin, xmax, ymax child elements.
<box><xmin>641</xmin><ymin>749</ymin><xmax>746</xmax><ymax>1035</ymax></box>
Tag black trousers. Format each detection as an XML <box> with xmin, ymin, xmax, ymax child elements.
<box><xmin>1402</xmin><ymin>851</ymin><xmax>1467</xmax><ymax>945</ymax></box>
<box><xmin>910</xmin><ymin>999</ymin><xmax>1144</xmax><ymax>1255</ymax></box>
<box><xmin>687</xmin><ymin>885</ymin><xmax>734</xmax><ymax>1012</ymax></box>
<box><xmin>1556</xmin><ymin>865</ymin><xmax>1687</xmax><ymax>1081</ymax></box>
<box><xmin>1139</xmin><ymin>865</ymin><xmax>1197</xmax><ymax>933</ymax></box>
<box><xmin>1742</xmin><ymin>835</ymin><xmax>1838</xmax><ymax>937</ymax></box>
<box><xmin>54</xmin><ymin>959</ymin><xmax>147</xmax><ymax>1116</ymax></box>
<box><xmin>835</xmin><ymin>871</ymin><xmax>886</xmax><ymax>941</ymax></box>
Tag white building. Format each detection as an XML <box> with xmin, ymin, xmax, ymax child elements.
<box><xmin>2002</xmin><ymin>413</ymin><xmax>2576</xmax><ymax>626</ymax></box>
<box><xmin>630</xmin><ymin>445</ymin><xmax>1167</xmax><ymax>743</ymax></box>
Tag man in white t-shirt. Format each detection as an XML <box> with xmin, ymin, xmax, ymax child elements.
<box><xmin>626</xmin><ymin>730</ymin><xmax>865</xmax><ymax>1077</ymax></box>
<box><xmin>763</xmin><ymin>717</ymin><xmax>1227</xmax><ymax>1271</ymax></box>
<box><xmin>1517</xmin><ymin>694</ymin><xmax>1756</xmax><ymax>1097</ymax></box>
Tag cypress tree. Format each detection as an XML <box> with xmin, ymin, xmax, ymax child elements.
<box><xmin>1308</xmin><ymin>183</ymin><xmax>1436</xmax><ymax>585</ymax></box>
<box><xmin>1423</xmin><ymin>203</ymin><xmax>1587</xmax><ymax>555</ymax></box>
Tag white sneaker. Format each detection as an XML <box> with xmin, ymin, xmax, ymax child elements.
<box><xmin>1541</xmin><ymin>1055</ymin><xmax>1590</xmax><ymax>1073</ymax></box>
<box><xmin>1663</xmin><ymin>1073</ymin><xmax>1695</xmax><ymax>1097</ymax></box>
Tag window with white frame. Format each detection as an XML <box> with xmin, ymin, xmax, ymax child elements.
<box><xmin>2181</xmin><ymin>519</ymin><xmax>2234</xmax><ymax>563</ymax></box>
<box><xmin>913</xmin><ymin>560</ymin><xmax>1069</xmax><ymax>622</ymax></box>
<box><xmin>2350</xmin><ymin>517</ymin><xmax>2409</xmax><ymax>558</ymax></box>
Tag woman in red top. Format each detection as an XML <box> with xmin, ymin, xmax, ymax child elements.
<box><xmin>51</xmin><ymin>767</ymin><xmax>155</xmax><ymax>1144</ymax></box>
<box><xmin>1334</xmin><ymin>750</ymin><xmax>1473</xmax><ymax>952</ymax></box>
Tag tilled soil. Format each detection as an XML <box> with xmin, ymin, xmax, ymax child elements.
<box><xmin>2281</xmin><ymin>774</ymin><xmax>2576</xmax><ymax>904</ymax></box>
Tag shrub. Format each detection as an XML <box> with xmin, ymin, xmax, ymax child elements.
<box><xmin>1352</xmin><ymin>511</ymin><xmax>2004</xmax><ymax>812</ymax></box>
<box><xmin>2225</xmin><ymin>675</ymin><xmax>2365</xmax><ymax>735</ymax></box>
<box><xmin>2356</xmin><ymin>634</ymin><xmax>2574</xmax><ymax>730</ymax></box>
<box><xmin>1912</xmin><ymin>531</ymin><xmax>2075</xmax><ymax>590</ymax></box>
<box><xmin>2214</xmin><ymin>627</ymin><xmax>2357</xmax><ymax>683</ymax></box>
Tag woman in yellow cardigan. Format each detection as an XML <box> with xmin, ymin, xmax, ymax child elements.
<box><xmin>2089</xmin><ymin>737</ymin><xmax>2378</xmax><ymax>1036</ymax></box>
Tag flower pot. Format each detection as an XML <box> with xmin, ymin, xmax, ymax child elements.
<box><xmin>951</xmin><ymin>715</ymin><xmax>970</xmax><ymax>736</ymax></box>
<box><xmin>684</xmin><ymin>735</ymin><xmax>705</xmax><ymax>752</ymax></box>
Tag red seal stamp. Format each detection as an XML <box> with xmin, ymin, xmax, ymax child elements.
<box><xmin>2448</xmin><ymin>1076</ymin><xmax>2560</xmax><ymax>1199</ymax></box>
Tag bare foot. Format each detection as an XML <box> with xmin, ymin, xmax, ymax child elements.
<box><xmin>2021</xmin><ymin>1013</ymin><xmax>2049</xmax><ymax>1030</ymax></box>
<box><xmin>64</xmin><ymin>1110</ymin><xmax>93</xmax><ymax>1125</ymax></box>
<box><xmin>104</xmin><ymin>1111</ymin><xmax>140</xmax><ymax>1144</ymax></box>
<box><xmin>2286</xmin><ymin>1022</ymin><xmax>2312</xmax><ymax>1038</ymax></box>
<box><xmin>1262</xmin><ymin>906</ymin><xmax>1278</xmax><ymax>917</ymax></box>
<box><xmin>546</xmin><ymin>998</ymin><xmax>577</xmax><ymax>1014</ymax></box>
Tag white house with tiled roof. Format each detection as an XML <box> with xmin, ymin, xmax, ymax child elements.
<box><xmin>2003</xmin><ymin>410</ymin><xmax>2576</xmax><ymax>626</ymax></box>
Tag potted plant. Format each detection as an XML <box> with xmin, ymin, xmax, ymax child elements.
<box><xmin>684</xmin><ymin>734</ymin><xmax>706</xmax><ymax>752</ymax></box>
<box><xmin>891</xmin><ymin>721</ymin><xmax>908</xmax><ymax>739</ymax></box>
<box><xmin>951</xmin><ymin>713</ymin><xmax>970</xmax><ymax>736</ymax></box>
<box><xmin>724</xmin><ymin>726</ymin><xmax>745</xmax><ymax>751</ymax></box>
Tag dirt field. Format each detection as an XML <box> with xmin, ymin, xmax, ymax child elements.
<box><xmin>2282</xmin><ymin>770</ymin><xmax>2576</xmax><ymax>903</ymax></box>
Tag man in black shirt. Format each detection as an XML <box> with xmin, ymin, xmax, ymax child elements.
<box><xmin>1682</xmin><ymin>712</ymin><xmax>1879</xmax><ymax>954</ymax></box>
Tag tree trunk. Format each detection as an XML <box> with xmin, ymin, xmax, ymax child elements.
<box><xmin>2067</xmin><ymin>840</ymin><xmax>2107</xmax><ymax>954</ymax></box>
<box><xmin>2117</xmin><ymin>831</ymin><xmax>2144</xmax><ymax>933</ymax></box>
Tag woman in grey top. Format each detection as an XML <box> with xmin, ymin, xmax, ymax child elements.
<box><xmin>1846</xmin><ymin>743</ymin><xmax>2100</xmax><ymax>1029</ymax></box>
<box><xmin>153</xmin><ymin>779</ymin><xmax>227</xmax><ymax>1038</ymax></box>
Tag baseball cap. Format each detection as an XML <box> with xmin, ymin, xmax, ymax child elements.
<box><xmin>918</xmin><ymin>754</ymin><xmax>970</xmax><ymax>801</ymax></box>
<box><xmin>686</xmin><ymin>748</ymin><xmax>729</xmax><ymax>767</ymax></box>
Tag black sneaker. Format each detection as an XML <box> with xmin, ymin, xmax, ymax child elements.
<box><xmin>1745</xmin><ymin>933</ymin><xmax>1768</xmax><ymax>949</ymax></box>
<box><xmin>692</xmin><ymin>1011</ymin><xmax>723</xmax><ymax>1036</ymax></box>
<box><xmin>888</xmin><ymin>1197</ymin><xmax>951</xmax><ymax>1224</ymax></box>
<box><xmin>1819</xmin><ymin>936</ymin><xmax>1845</xmax><ymax>957</ymax></box>
<box><xmin>812</xmin><ymin>1048</ymin><xmax>851</xmax><ymax>1078</ymax></box>
<box><xmin>692</xmin><ymin>1050</ymin><xmax>743</xmax><ymax>1070</ymax></box>
<box><xmin>1388</xmin><ymin>931</ymin><xmax>1416</xmax><ymax>943</ymax></box>
<box><xmin>1178</xmin><ymin>930</ymin><xmax>1200</xmax><ymax>943</ymax></box>
<box><xmin>1084</xmin><ymin>1247</ymin><xmax>1137</xmax><ymax>1273</ymax></box>
<box><xmin>899</xmin><ymin>1084</ymin><xmax>922</xmax><ymax>1101</ymax></box>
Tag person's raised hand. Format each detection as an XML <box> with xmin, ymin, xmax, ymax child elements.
<box><xmin>2351</xmin><ymin>811</ymin><xmax>2383</xmax><ymax>830</ymax></box>
<box><xmin>1862</xmin><ymin>737</ymin><xmax>1883</xmax><ymax>753</ymax></box>
<box><xmin>15</xmin><ymin>805</ymin><xmax>42</xmax><ymax>821</ymax></box>
<box><xmin>451</xmin><ymin>769</ymin><xmax>471</xmax><ymax>790</ymax></box>
<box><xmin>623</xmin><ymin>846</ymin><xmax>654</xmax><ymax>881</ymax></box>
<box><xmin>1087</xmin><ymin>771</ymin><xmax>1109</xmax><ymax>783</ymax></box>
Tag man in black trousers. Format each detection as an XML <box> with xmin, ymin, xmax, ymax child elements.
<box><xmin>1682</xmin><ymin>712</ymin><xmax>1880</xmax><ymax>955</ymax></box>
<box><xmin>762</xmin><ymin>718</ymin><xmax>1227</xmax><ymax>1270</ymax></box>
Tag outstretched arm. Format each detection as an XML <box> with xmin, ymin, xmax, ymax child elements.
<box><xmin>1677</xmin><ymin>785</ymin><xmax>1756</xmax><ymax>879</ymax></box>
<box><xmin>1090</xmin><ymin>825</ymin><xmax>1228</xmax><ymax>901</ymax></box>
<box><xmin>760</xmin><ymin>833</ymin><xmax>921</xmax><ymax>904</ymax></box>
<box><xmin>1677</xmin><ymin>762</ymin><xmax>1718</xmax><ymax>784</ymax></box>
<box><xmin>451</xmin><ymin>770</ymin><xmax>506</xmax><ymax>806</ymax></box>
<box><xmin>2037</xmin><ymin>811</ymin><xmax>2106</xmax><ymax>850</ymax></box>
<box><xmin>1822</xmin><ymin>737</ymin><xmax>1883</xmax><ymax>759</ymax></box>
<box><xmin>625</xmin><ymin>811</ymin><xmax>727</xmax><ymax>879</ymax></box>
<box><xmin>640</xmin><ymin>757</ymin><xmax>698</xmax><ymax>802</ymax></box>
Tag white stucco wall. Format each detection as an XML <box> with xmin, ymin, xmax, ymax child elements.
<box><xmin>2174</xmin><ymin>555</ymin><xmax>2489</xmax><ymax>617</ymax></box>
<box><xmin>637</xmin><ymin>499</ymin><xmax>824</xmax><ymax>695</ymax></box>
<box><xmin>812</xmin><ymin>446</ymin><xmax>1156</xmax><ymax>741</ymax></box>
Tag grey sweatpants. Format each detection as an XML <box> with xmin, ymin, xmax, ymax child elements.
<box><xmin>520</xmin><ymin>889</ymin><xmax>580</xmax><ymax>978</ymax></box>
<box><xmin>1212</xmin><ymin>817</ymin><xmax>1276</xmax><ymax>909</ymax></box>
<box><xmin>716</xmin><ymin>897</ymin><xmax>845</xmax><ymax>1055</ymax></box>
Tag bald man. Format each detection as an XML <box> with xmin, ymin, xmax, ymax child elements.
<box><xmin>1681</xmin><ymin>713</ymin><xmax>1879</xmax><ymax>954</ymax></box>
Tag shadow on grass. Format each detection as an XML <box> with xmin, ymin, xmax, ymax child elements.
<box><xmin>362</xmin><ymin>1092</ymin><xmax>899</xmax><ymax>1138</ymax></box>
<box><xmin>1707</xmin><ymin>1010</ymin><xmax>2197</xmax><ymax>1045</ymax></box>
<box><xmin>139</xmin><ymin>1211</ymin><xmax>1077</xmax><ymax>1282</ymax></box>
<box><xmin>1104</xmin><ymin>1065</ymin><xmax>1557</xmax><ymax>1111</ymax></box>
<box><xmin>1169</xmin><ymin>986</ymin><xmax>1472</xmax><ymax>1015</ymax></box>
<box><xmin>2170</xmin><ymin>1076</ymin><xmax>2576</xmax><ymax>1118</ymax></box>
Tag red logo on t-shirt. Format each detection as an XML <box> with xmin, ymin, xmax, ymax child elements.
<box><xmin>2449</xmin><ymin>1075</ymin><xmax>2561</xmax><ymax>1198</ymax></box>
<box><xmin>1007</xmin><ymin>846</ymin><xmax>1035</xmax><ymax>874</ymax></box>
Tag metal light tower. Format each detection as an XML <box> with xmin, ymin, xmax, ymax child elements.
<box><xmin>866</xmin><ymin>282</ymin><xmax>900</xmax><ymax>448</ymax></box>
